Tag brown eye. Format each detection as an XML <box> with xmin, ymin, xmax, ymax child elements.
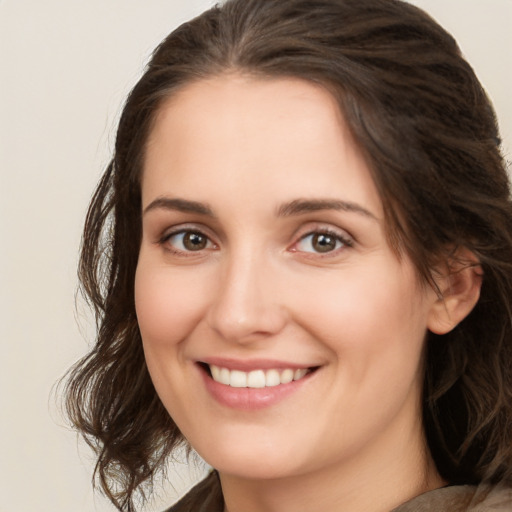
<box><xmin>311</xmin><ymin>233</ymin><xmax>337</xmax><ymax>253</ymax></box>
<box><xmin>164</xmin><ymin>230</ymin><xmax>213</xmax><ymax>253</ymax></box>
<box><xmin>182</xmin><ymin>232</ymin><xmax>208</xmax><ymax>251</ymax></box>
<box><xmin>295</xmin><ymin>231</ymin><xmax>350</xmax><ymax>254</ymax></box>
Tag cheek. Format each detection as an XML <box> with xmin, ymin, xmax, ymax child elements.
<box><xmin>294</xmin><ymin>262</ymin><xmax>429</xmax><ymax>370</ymax></box>
<box><xmin>134</xmin><ymin>261</ymin><xmax>213</xmax><ymax>414</ymax></box>
<box><xmin>134</xmin><ymin>261</ymin><xmax>209</xmax><ymax>348</ymax></box>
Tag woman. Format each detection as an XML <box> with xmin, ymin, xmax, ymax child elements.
<box><xmin>64</xmin><ymin>0</ymin><xmax>512</xmax><ymax>511</ymax></box>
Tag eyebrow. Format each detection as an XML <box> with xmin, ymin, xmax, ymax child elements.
<box><xmin>143</xmin><ymin>197</ymin><xmax>215</xmax><ymax>217</ymax></box>
<box><xmin>277</xmin><ymin>198</ymin><xmax>377</xmax><ymax>220</ymax></box>
<box><xmin>143</xmin><ymin>196</ymin><xmax>376</xmax><ymax>220</ymax></box>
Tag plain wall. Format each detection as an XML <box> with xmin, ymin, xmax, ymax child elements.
<box><xmin>1</xmin><ymin>1</ymin><xmax>510</xmax><ymax>511</ymax></box>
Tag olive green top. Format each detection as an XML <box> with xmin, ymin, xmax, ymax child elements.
<box><xmin>165</xmin><ymin>471</ymin><xmax>512</xmax><ymax>512</ymax></box>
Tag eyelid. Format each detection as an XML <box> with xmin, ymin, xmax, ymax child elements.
<box><xmin>154</xmin><ymin>221</ymin><xmax>354</xmax><ymax>257</ymax></box>
<box><xmin>289</xmin><ymin>223</ymin><xmax>354</xmax><ymax>255</ymax></box>
<box><xmin>158</xmin><ymin>223</ymin><xmax>218</xmax><ymax>255</ymax></box>
<box><xmin>158</xmin><ymin>221</ymin><xmax>215</xmax><ymax>240</ymax></box>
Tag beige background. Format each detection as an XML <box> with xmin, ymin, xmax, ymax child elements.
<box><xmin>1</xmin><ymin>1</ymin><xmax>510</xmax><ymax>511</ymax></box>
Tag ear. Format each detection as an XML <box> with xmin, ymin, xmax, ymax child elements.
<box><xmin>427</xmin><ymin>248</ymin><xmax>483</xmax><ymax>335</ymax></box>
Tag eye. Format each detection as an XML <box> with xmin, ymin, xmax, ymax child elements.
<box><xmin>162</xmin><ymin>230</ymin><xmax>214</xmax><ymax>253</ymax></box>
<box><xmin>295</xmin><ymin>231</ymin><xmax>351</xmax><ymax>254</ymax></box>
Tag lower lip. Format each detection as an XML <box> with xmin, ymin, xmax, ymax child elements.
<box><xmin>199</xmin><ymin>366</ymin><xmax>314</xmax><ymax>410</ymax></box>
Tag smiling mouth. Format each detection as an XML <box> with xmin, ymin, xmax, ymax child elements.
<box><xmin>200</xmin><ymin>363</ymin><xmax>318</xmax><ymax>388</ymax></box>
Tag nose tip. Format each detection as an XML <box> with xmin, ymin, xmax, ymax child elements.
<box><xmin>206</xmin><ymin>260</ymin><xmax>288</xmax><ymax>344</ymax></box>
<box><xmin>209</xmin><ymin>303</ymin><xmax>287</xmax><ymax>343</ymax></box>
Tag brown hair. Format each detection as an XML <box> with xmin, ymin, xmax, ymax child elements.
<box><xmin>63</xmin><ymin>0</ymin><xmax>512</xmax><ymax>510</ymax></box>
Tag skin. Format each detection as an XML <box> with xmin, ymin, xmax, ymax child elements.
<box><xmin>135</xmin><ymin>74</ymin><xmax>468</xmax><ymax>512</ymax></box>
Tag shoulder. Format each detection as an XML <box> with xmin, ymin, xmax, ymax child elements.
<box><xmin>163</xmin><ymin>476</ymin><xmax>512</xmax><ymax>512</ymax></box>
<box><xmin>163</xmin><ymin>471</ymin><xmax>223</xmax><ymax>512</ymax></box>
<box><xmin>393</xmin><ymin>483</ymin><xmax>512</xmax><ymax>512</ymax></box>
<box><xmin>468</xmin><ymin>484</ymin><xmax>512</xmax><ymax>512</ymax></box>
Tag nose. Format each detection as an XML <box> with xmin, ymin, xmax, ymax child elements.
<box><xmin>206</xmin><ymin>249</ymin><xmax>288</xmax><ymax>344</ymax></box>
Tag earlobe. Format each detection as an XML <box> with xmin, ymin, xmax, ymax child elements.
<box><xmin>427</xmin><ymin>249</ymin><xmax>483</xmax><ymax>335</ymax></box>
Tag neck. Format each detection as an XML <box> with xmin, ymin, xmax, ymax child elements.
<box><xmin>219</xmin><ymin>423</ymin><xmax>444</xmax><ymax>512</ymax></box>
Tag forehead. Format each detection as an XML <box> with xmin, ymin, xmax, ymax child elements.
<box><xmin>142</xmin><ymin>73</ymin><xmax>382</xmax><ymax>220</ymax></box>
<box><xmin>146</xmin><ymin>74</ymin><xmax>350</xmax><ymax>158</ymax></box>
<box><xmin>146</xmin><ymin>73</ymin><xmax>353</xmax><ymax>157</ymax></box>
<box><xmin>152</xmin><ymin>73</ymin><xmax>344</xmax><ymax>125</ymax></box>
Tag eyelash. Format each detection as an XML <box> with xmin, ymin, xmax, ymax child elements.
<box><xmin>158</xmin><ymin>226</ymin><xmax>353</xmax><ymax>257</ymax></box>
<box><xmin>159</xmin><ymin>227</ymin><xmax>217</xmax><ymax>256</ymax></box>
<box><xmin>292</xmin><ymin>228</ymin><xmax>353</xmax><ymax>256</ymax></box>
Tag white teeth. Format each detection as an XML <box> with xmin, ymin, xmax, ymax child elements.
<box><xmin>210</xmin><ymin>365</ymin><xmax>221</xmax><ymax>382</ymax></box>
<box><xmin>219</xmin><ymin>367</ymin><xmax>230</xmax><ymax>385</ymax></box>
<box><xmin>280</xmin><ymin>369</ymin><xmax>294</xmax><ymax>384</ymax></box>
<box><xmin>230</xmin><ymin>370</ymin><xmax>247</xmax><ymax>388</ymax></box>
<box><xmin>208</xmin><ymin>364</ymin><xmax>311</xmax><ymax>388</ymax></box>
<box><xmin>265</xmin><ymin>369</ymin><xmax>281</xmax><ymax>387</ymax></box>
<box><xmin>294</xmin><ymin>368</ymin><xmax>308</xmax><ymax>380</ymax></box>
<box><xmin>247</xmin><ymin>370</ymin><xmax>266</xmax><ymax>388</ymax></box>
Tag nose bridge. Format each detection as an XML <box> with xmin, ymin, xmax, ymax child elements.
<box><xmin>207</xmin><ymin>243</ymin><xmax>286</xmax><ymax>343</ymax></box>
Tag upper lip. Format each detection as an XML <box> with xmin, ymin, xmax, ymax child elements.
<box><xmin>198</xmin><ymin>357</ymin><xmax>319</xmax><ymax>372</ymax></box>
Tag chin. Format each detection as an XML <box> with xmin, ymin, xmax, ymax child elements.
<box><xmin>192</xmin><ymin>432</ymin><xmax>309</xmax><ymax>481</ymax></box>
<box><xmin>209</xmin><ymin>457</ymin><xmax>302</xmax><ymax>481</ymax></box>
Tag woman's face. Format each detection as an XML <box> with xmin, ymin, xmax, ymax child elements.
<box><xmin>135</xmin><ymin>75</ymin><xmax>441</xmax><ymax>481</ymax></box>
